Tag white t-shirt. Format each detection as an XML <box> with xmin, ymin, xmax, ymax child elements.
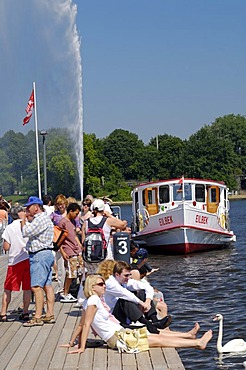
<box><xmin>84</xmin><ymin>294</ymin><xmax>122</xmax><ymax>341</ymax></box>
<box><xmin>43</xmin><ymin>205</ymin><xmax>55</xmax><ymax>216</ymax></box>
<box><xmin>2</xmin><ymin>219</ymin><xmax>29</xmax><ymax>266</ymax></box>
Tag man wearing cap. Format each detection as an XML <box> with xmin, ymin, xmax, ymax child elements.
<box><xmin>82</xmin><ymin>198</ymin><xmax>128</xmax><ymax>274</ymax></box>
<box><xmin>20</xmin><ymin>196</ymin><xmax>55</xmax><ymax>327</ymax></box>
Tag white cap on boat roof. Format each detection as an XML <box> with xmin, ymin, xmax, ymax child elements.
<box><xmin>91</xmin><ymin>199</ymin><xmax>105</xmax><ymax>212</ymax></box>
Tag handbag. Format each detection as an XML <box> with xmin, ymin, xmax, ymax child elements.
<box><xmin>53</xmin><ymin>225</ymin><xmax>68</xmax><ymax>251</ymax></box>
<box><xmin>115</xmin><ymin>326</ymin><xmax>149</xmax><ymax>353</ymax></box>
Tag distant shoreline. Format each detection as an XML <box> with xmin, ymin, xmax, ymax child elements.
<box><xmin>228</xmin><ymin>194</ymin><xmax>246</xmax><ymax>201</ymax></box>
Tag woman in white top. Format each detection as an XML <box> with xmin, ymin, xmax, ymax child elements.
<box><xmin>60</xmin><ymin>274</ymin><xmax>213</xmax><ymax>354</ymax></box>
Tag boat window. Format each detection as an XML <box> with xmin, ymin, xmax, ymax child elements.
<box><xmin>134</xmin><ymin>192</ymin><xmax>138</xmax><ymax>212</ymax></box>
<box><xmin>195</xmin><ymin>185</ymin><xmax>205</xmax><ymax>202</ymax></box>
<box><xmin>173</xmin><ymin>184</ymin><xmax>183</xmax><ymax>201</ymax></box>
<box><xmin>159</xmin><ymin>185</ymin><xmax>169</xmax><ymax>203</ymax></box>
<box><xmin>184</xmin><ymin>184</ymin><xmax>192</xmax><ymax>200</ymax></box>
<box><xmin>148</xmin><ymin>189</ymin><xmax>153</xmax><ymax>204</ymax></box>
<box><xmin>142</xmin><ymin>189</ymin><xmax>155</xmax><ymax>205</ymax></box>
<box><xmin>210</xmin><ymin>188</ymin><xmax>217</xmax><ymax>203</ymax></box>
<box><xmin>142</xmin><ymin>190</ymin><xmax>145</xmax><ymax>206</ymax></box>
<box><xmin>173</xmin><ymin>184</ymin><xmax>192</xmax><ymax>201</ymax></box>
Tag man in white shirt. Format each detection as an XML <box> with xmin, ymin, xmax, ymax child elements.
<box><xmin>0</xmin><ymin>205</ymin><xmax>31</xmax><ymax>322</ymax></box>
<box><xmin>105</xmin><ymin>261</ymin><xmax>171</xmax><ymax>333</ymax></box>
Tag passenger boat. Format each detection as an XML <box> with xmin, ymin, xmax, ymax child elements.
<box><xmin>131</xmin><ymin>177</ymin><xmax>236</xmax><ymax>254</ymax></box>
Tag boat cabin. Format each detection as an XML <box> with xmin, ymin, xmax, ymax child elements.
<box><xmin>132</xmin><ymin>178</ymin><xmax>229</xmax><ymax>232</ymax></box>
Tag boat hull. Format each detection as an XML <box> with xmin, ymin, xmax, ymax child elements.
<box><xmin>133</xmin><ymin>227</ymin><xmax>234</xmax><ymax>254</ymax></box>
<box><xmin>133</xmin><ymin>203</ymin><xmax>235</xmax><ymax>254</ymax></box>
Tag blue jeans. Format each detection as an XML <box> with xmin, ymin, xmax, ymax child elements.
<box><xmin>29</xmin><ymin>250</ymin><xmax>54</xmax><ymax>288</ymax></box>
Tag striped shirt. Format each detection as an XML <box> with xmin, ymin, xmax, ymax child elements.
<box><xmin>22</xmin><ymin>212</ymin><xmax>54</xmax><ymax>253</ymax></box>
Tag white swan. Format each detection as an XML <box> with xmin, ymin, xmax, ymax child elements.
<box><xmin>213</xmin><ymin>314</ymin><xmax>246</xmax><ymax>353</ymax></box>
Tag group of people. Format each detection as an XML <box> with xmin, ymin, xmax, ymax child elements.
<box><xmin>0</xmin><ymin>193</ymin><xmax>213</xmax><ymax>353</ymax></box>
<box><xmin>0</xmin><ymin>193</ymin><xmax>128</xmax><ymax>324</ymax></box>
<box><xmin>0</xmin><ymin>196</ymin><xmax>55</xmax><ymax>325</ymax></box>
<box><xmin>59</xmin><ymin>259</ymin><xmax>213</xmax><ymax>353</ymax></box>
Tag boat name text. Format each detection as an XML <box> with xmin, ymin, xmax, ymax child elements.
<box><xmin>195</xmin><ymin>215</ymin><xmax>208</xmax><ymax>224</ymax></box>
<box><xmin>159</xmin><ymin>216</ymin><xmax>173</xmax><ymax>226</ymax></box>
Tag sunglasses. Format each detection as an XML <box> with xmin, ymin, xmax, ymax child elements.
<box><xmin>123</xmin><ymin>273</ymin><xmax>131</xmax><ymax>277</ymax></box>
<box><xmin>96</xmin><ymin>282</ymin><xmax>105</xmax><ymax>287</ymax></box>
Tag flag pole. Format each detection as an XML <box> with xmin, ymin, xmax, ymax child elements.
<box><xmin>33</xmin><ymin>82</ymin><xmax>42</xmax><ymax>198</ymax></box>
<box><xmin>182</xmin><ymin>175</ymin><xmax>185</xmax><ymax>201</ymax></box>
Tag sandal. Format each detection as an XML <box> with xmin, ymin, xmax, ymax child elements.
<box><xmin>42</xmin><ymin>315</ymin><xmax>56</xmax><ymax>324</ymax></box>
<box><xmin>19</xmin><ymin>313</ymin><xmax>30</xmax><ymax>321</ymax></box>
<box><xmin>23</xmin><ymin>317</ymin><xmax>44</xmax><ymax>327</ymax></box>
<box><xmin>0</xmin><ymin>314</ymin><xmax>7</xmax><ymax>322</ymax></box>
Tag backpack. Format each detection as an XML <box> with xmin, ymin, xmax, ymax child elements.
<box><xmin>53</xmin><ymin>225</ymin><xmax>69</xmax><ymax>252</ymax></box>
<box><xmin>83</xmin><ymin>217</ymin><xmax>107</xmax><ymax>263</ymax></box>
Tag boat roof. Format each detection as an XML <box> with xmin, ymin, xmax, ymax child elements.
<box><xmin>133</xmin><ymin>178</ymin><xmax>226</xmax><ymax>190</ymax></box>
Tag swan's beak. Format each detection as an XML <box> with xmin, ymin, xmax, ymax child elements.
<box><xmin>212</xmin><ymin>316</ymin><xmax>218</xmax><ymax>321</ymax></box>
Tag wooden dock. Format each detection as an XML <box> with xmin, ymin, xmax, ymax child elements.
<box><xmin>0</xmin><ymin>254</ymin><xmax>185</xmax><ymax>370</ymax></box>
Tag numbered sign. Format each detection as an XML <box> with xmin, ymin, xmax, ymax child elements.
<box><xmin>113</xmin><ymin>232</ymin><xmax>130</xmax><ymax>263</ymax></box>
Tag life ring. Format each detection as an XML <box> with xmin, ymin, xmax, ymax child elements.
<box><xmin>217</xmin><ymin>206</ymin><xmax>226</xmax><ymax>229</ymax></box>
<box><xmin>137</xmin><ymin>209</ymin><xmax>144</xmax><ymax>231</ymax></box>
<box><xmin>137</xmin><ymin>208</ymin><xmax>149</xmax><ymax>230</ymax></box>
<box><xmin>144</xmin><ymin>208</ymin><xmax>150</xmax><ymax>226</ymax></box>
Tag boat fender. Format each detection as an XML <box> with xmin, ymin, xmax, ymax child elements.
<box><xmin>219</xmin><ymin>214</ymin><xmax>226</xmax><ymax>229</ymax></box>
<box><xmin>138</xmin><ymin>212</ymin><xmax>144</xmax><ymax>231</ymax></box>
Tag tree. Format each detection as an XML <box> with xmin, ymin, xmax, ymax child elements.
<box><xmin>45</xmin><ymin>130</ymin><xmax>77</xmax><ymax>197</ymax></box>
<box><xmin>149</xmin><ymin>134</ymin><xmax>185</xmax><ymax>179</ymax></box>
<box><xmin>102</xmin><ymin>129</ymin><xmax>145</xmax><ymax>179</ymax></box>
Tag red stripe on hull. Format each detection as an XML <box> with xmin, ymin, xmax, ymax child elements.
<box><xmin>148</xmin><ymin>242</ymin><xmax>231</xmax><ymax>254</ymax></box>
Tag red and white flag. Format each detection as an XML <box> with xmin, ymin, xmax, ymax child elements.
<box><xmin>23</xmin><ymin>89</ymin><xmax>34</xmax><ymax>125</ymax></box>
<box><xmin>178</xmin><ymin>176</ymin><xmax>183</xmax><ymax>184</ymax></box>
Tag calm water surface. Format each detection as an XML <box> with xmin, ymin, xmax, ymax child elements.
<box><xmin>121</xmin><ymin>201</ymin><xmax>246</xmax><ymax>370</ymax></box>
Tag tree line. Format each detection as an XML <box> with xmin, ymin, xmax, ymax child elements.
<box><xmin>0</xmin><ymin>114</ymin><xmax>245</xmax><ymax>201</ymax></box>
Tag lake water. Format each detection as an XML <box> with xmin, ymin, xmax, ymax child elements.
<box><xmin>121</xmin><ymin>201</ymin><xmax>246</xmax><ymax>370</ymax></box>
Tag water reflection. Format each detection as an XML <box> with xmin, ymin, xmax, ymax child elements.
<box><xmin>215</xmin><ymin>353</ymin><xmax>246</xmax><ymax>369</ymax></box>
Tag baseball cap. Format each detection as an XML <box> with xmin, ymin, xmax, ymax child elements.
<box><xmin>136</xmin><ymin>248</ymin><xmax>148</xmax><ymax>260</ymax></box>
<box><xmin>91</xmin><ymin>199</ymin><xmax>105</xmax><ymax>212</ymax></box>
<box><xmin>24</xmin><ymin>196</ymin><xmax>43</xmax><ymax>207</ymax></box>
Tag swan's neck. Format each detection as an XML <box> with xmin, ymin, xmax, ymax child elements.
<box><xmin>217</xmin><ymin>318</ymin><xmax>224</xmax><ymax>353</ymax></box>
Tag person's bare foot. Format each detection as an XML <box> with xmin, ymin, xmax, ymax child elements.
<box><xmin>198</xmin><ymin>330</ymin><xmax>213</xmax><ymax>350</ymax></box>
<box><xmin>189</xmin><ymin>322</ymin><xmax>200</xmax><ymax>338</ymax></box>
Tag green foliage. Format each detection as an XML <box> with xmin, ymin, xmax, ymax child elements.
<box><xmin>102</xmin><ymin>129</ymin><xmax>145</xmax><ymax>179</ymax></box>
<box><xmin>0</xmin><ymin>114</ymin><xmax>246</xmax><ymax>199</ymax></box>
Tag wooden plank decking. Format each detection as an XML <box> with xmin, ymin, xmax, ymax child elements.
<box><xmin>0</xmin><ymin>254</ymin><xmax>185</xmax><ymax>370</ymax></box>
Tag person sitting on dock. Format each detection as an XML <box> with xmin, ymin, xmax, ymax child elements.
<box><xmin>131</xmin><ymin>264</ymin><xmax>168</xmax><ymax>320</ymax></box>
<box><xmin>59</xmin><ymin>274</ymin><xmax>213</xmax><ymax>353</ymax></box>
<box><xmin>130</xmin><ymin>243</ymin><xmax>159</xmax><ymax>276</ymax></box>
<box><xmin>104</xmin><ymin>261</ymin><xmax>171</xmax><ymax>333</ymax></box>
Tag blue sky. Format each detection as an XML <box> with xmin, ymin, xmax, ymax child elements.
<box><xmin>0</xmin><ymin>0</ymin><xmax>245</xmax><ymax>143</ymax></box>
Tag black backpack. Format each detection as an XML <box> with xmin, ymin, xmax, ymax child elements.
<box><xmin>83</xmin><ymin>217</ymin><xmax>107</xmax><ymax>263</ymax></box>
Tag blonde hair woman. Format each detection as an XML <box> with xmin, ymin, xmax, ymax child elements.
<box><xmin>60</xmin><ymin>274</ymin><xmax>213</xmax><ymax>354</ymax></box>
<box><xmin>97</xmin><ymin>259</ymin><xmax>116</xmax><ymax>281</ymax></box>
